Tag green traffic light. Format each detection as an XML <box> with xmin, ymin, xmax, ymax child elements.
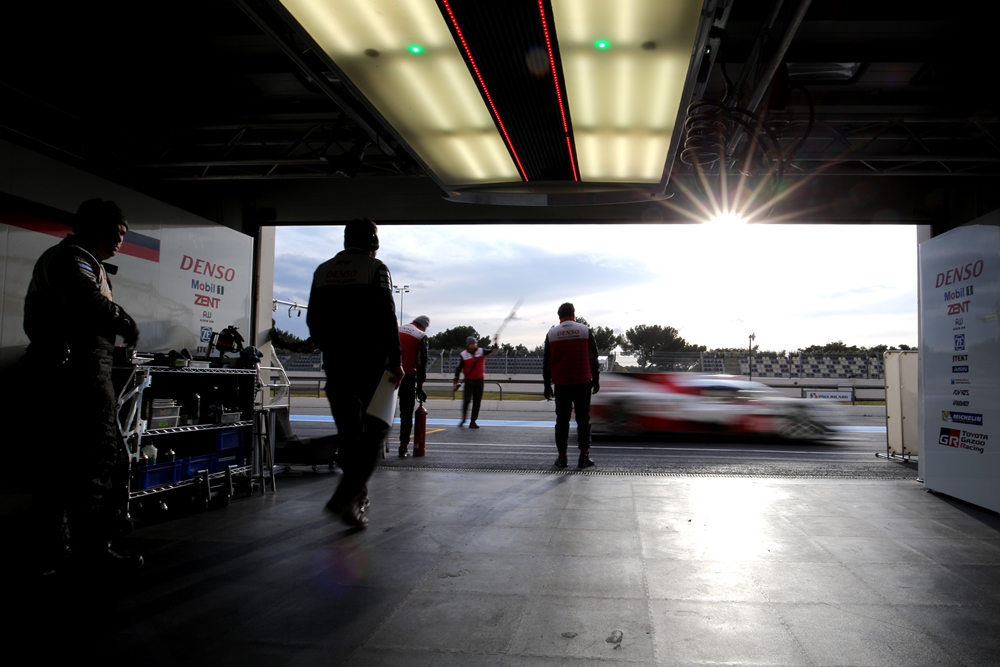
<box><xmin>408</xmin><ymin>44</ymin><xmax>424</xmax><ymax>54</ymax></box>
<box><xmin>594</xmin><ymin>39</ymin><xmax>611</xmax><ymax>50</ymax></box>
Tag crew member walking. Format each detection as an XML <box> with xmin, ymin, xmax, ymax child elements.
<box><xmin>453</xmin><ymin>336</ymin><xmax>499</xmax><ymax>428</ymax></box>
<box><xmin>543</xmin><ymin>303</ymin><xmax>600</xmax><ymax>468</ymax></box>
<box><xmin>307</xmin><ymin>219</ymin><xmax>402</xmax><ymax>528</ymax></box>
<box><xmin>397</xmin><ymin>315</ymin><xmax>429</xmax><ymax>456</ymax></box>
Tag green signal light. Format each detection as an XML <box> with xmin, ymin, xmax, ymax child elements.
<box><xmin>408</xmin><ymin>44</ymin><xmax>424</xmax><ymax>54</ymax></box>
<box><xmin>594</xmin><ymin>39</ymin><xmax>611</xmax><ymax>50</ymax></box>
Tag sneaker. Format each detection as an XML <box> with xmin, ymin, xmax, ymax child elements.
<box><xmin>555</xmin><ymin>455</ymin><xmax>568</xmax><ymax>468</ymax></box>
<box><xmin>469</xmin><ymin>422</ymin><xmax>480</xmax><ymax>429</ymax></box>
<box><xmin>577</xmin><ymin>452</ymin><xmax>595</xmax><ymax>469</ymax></box>
<box><xmin>398</xmin><ymin>446</ymin><xmax>409</xmax><ymax>457</ymax></box>
<box><xmin>458</xmin><ymin>420</ymin><xmax>465</xmax><ymax>427</ymax></box>
<box><xmin>324</xmin><ymin>498</ymin><xmax>369</xmax><ymax>529</ymax></box>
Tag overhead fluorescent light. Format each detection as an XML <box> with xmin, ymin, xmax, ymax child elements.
<box><xmin>274</xmin><ymin>0</ymin><xmax>714</xmax><ymax>200</ymax></box>
<box><xmin>551</xmin><ymin>0</ymin><xmax>703</xmax><ymax>183</ymax></box>
<box><xmin>278</xmin><ymin>0</ymin><xmax>519</xmax><ymax>186</ymax></box>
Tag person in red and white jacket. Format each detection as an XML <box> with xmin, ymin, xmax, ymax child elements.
<box><xmin>453</xmin><ymin>336</ymin><xmax>499</xmax><ymax>428</ymax></box>
<box><xmin>397</xmin><ymin>315</ymin><xmax>429</xmax><ymax>456</ymax></box>
<box><xmin>543</xmin><ymin>303</ymin><xmax>600</xmax><ymax>468</ymax></box>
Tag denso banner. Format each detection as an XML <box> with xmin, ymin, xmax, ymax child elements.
<box><xmin>919</xmin><ymin>225</ymin><xmax>1000</xmax><ymax>512</ymax></box>
<box><xmin>0</xmin><ymin>200</ymin><xmax>252</xmax><ymax>358</ymax></box>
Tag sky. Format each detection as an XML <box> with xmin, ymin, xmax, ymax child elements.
<box><xmin>272</xmin><ymin>222</ymin><xmax>919</xmax><ymax>353</ymax></box>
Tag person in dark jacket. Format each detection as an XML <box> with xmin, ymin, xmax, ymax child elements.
<box><xmin>397</xmin><ymin>315</ymin><xmax>429</xmax><ymax>456</ymax></box>
<box><xmin>453</xmin><ymin>336</ymin><xmax>498</xmax><ymax>428</ymax></box>
<box><xmin>543</xmin><ymin>303</ymin><xmax>600</xmax><ymax>468</ymax></box>
<box><xmin>23</xmin><ymin>198</ymin><xmax>142</xmax><ymax>571</ymax></box>
<box><xmin>307</xmin><ymin>219</ymin><xmax>402</xmax><ymax>528</ymax></box>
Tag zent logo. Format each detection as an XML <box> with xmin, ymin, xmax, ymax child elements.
<box><xmin>947</xmin><ymin>301</ymin><xmax>970</xmax><ymax>315</ymax></box>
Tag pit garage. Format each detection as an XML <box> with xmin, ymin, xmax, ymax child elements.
<box><xmin>2</xmin><ymin>2</ymin><xmax>1000</xmax><ymax>664</ymax></box>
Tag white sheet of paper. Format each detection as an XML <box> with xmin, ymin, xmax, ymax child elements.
<box><xmin>365</xmin><ymin>370</ymin><xmax>399</xmax><ymax>426</ymax></box>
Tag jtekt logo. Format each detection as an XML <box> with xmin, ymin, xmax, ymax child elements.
<box><xmin>953</xmin><ymin>355</ymin><xmax>968</xmax><ymax>362</ymax></box>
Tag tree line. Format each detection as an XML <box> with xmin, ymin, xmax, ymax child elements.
<box><xmin>427</xmin><ymin>324</ymin><xmax>914</xmax><ymax>369</ymax></box>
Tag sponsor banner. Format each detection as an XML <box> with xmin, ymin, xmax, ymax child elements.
<box><xmin>920</xmin><ymin>225</ymin><xmax>1000</xmax><ymax>511</ymax></box>
<box><xmin>805</xmin><ymin>391</ymin><xmax>853</xmax><ymax>401</ymax></box>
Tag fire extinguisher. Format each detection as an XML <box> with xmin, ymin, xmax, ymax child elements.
<box><xmin>414</xmin><ymin>401</ymin><xmax>427</xmax><ymax>457</ymax></box>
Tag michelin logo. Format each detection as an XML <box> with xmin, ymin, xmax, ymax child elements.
<box><xmin>942</xmin><ymin>410</ymin><xmax>983</xmax><ymax>426</ymax></box>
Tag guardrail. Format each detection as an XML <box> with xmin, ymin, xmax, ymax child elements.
<box><xmin>286</xmin><ymin>376</ymin><xmax>517</xmax><ymax>400</ymax></box>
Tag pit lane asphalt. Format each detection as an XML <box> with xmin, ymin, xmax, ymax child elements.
<box><xmin>288</xmin><ymin>409</ymin><xmax>917</xmax><ymax>480</ymax></box>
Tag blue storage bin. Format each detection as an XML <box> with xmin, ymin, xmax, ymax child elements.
<box><xmin>136</xmin><ymin>460</ymin><xmax>181</xmax><ymax>490</ymax></box>
<box><xmin>215</xmin><ymin>427</ymin><xmax>244</xmax><ymax>451</ymax></box>
<box><xmin>181</xmin><ymin>454</ymin><xmax>213</xmax><ymax>479</ymax></box>
<box><xmin>212</xmin><ymin>448</ymin><xmax>245</xmax><ymax>472</ymax></box>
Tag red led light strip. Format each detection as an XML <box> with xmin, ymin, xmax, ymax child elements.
<box><xmin>440</xmin><ymin>0</ymin><xmax>529</xmax><ymax>182</ymax></box>
<box><xmin>538</xmin><ymin>0</ymin><xmax>579</xmax><ymax>181</ymax></box>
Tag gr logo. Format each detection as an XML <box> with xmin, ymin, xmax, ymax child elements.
<box><xmin>939</xmin><ymin>428</ymin><xmax>961</xmax><ymax>448</ymax></box>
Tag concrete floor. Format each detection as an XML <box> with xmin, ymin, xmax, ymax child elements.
<box><xmin>18</xmin><ymin>466</ymin><xmax>1000</xmax><ymax>666</ymax></box>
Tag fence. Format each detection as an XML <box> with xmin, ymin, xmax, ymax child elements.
<box><xmin>275</xmin><ymin>350</ymin><xmax>885</xmax><ymax>380</ymax></box>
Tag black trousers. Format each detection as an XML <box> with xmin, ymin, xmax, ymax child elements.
<box><xmin>397</xmin><ymin>374</ymin><xmax>417</xmax><ymax>445</ymax></box>
<box><xmin>554</xmin><ymin>382</ymin><xmax>593</xmax><ymax>453</ymax></box>
<box><xmin>462</xmin><ymin>378</ymin><xmax>485</xmax><ymax>422</ymax></box>
<box><xmin>22</xmin><ymin>346</ymin><xmax>125</xmax><ymax>565</ymax></box>
<box><xmin>325</xmin><ymin>361</ymin><xmax>390</xmax><ymax>507</ymax></box>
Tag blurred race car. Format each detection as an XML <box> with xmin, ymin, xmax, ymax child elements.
<box><xmin>591</xmin><ymin>373</ymin><xmax>832</xmax><ymax>440</ymax></box>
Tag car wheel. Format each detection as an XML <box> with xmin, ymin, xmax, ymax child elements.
<box><xmin>608</xmin><ymin>402</ymin><xmax>640</xmax><ymax>435</ymax></box>
<box><xmin>780</xmin><ymin>417</ymin><xmax>826</xmax><ymax>441</ymax></box>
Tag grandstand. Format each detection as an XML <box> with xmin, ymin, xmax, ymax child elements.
<box><xmin>275</xmin><ymin>349</ymin><xmax>886</xmax><ymax>380</ymax></box>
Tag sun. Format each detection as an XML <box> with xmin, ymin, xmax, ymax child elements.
<box><xmin>708</xmin><ymin>211</ymin><xmax>747</xmax><ymax>226</ymax></box>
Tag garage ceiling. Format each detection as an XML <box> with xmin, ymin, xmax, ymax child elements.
<box><xmin>1</xmin><ymin>0</ymin><xmax>997</xmax><ymax>228</ymax></box>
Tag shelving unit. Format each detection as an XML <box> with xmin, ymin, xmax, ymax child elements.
<box><xmin>115</xmin><ymin>364</ymin><xmax>258</xmax><ymax>509</ymax></box>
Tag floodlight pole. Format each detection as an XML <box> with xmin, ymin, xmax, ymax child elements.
<box><xmin>393</xmin><ymin>284</ymin><xmax>410</xmax><ymax>322</ymax></box>
<box><xmin>748</xmin><ymin>333</ymin><xmax>756</xmax><ymax>382</ymax></box>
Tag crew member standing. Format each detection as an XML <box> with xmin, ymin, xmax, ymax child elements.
<box><xmin>23</xmin><ymin>199</ymin><xmax>142</xmax><ymax>571</ymax></box>
<box><xmin>453</xmin><ymin>336</ymin><xmax>499</xmax><ymax>428</ymax></box>
<box><xmin>307</xmin><ymin>219</ymin><xmax>402</xmax><ymax>528</ymax></box>
<box><xmin>543</xmin><ymin>303</ymin><xmax>600</xmax><ymax>468</ymax></box>
<box><xmin>397</xmin><ymin>315</ymin><xmax>429</xmax><ymax>457</ymax></box>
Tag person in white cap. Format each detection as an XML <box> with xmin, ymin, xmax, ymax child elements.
<box><xmin>397</xmin><ymin>315</ymin><xmax>429</xmax><ymax>456</ymax></box>
<box><xmin>453</xmin><ymin>336</ymin><xmax>499</xmax><ymax>428</ymax></box>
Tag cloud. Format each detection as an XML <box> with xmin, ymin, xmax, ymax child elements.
<box><xmin>271</xmin><ymin>223</ymin><xmax>920</xmax><ymax>349</ymax></box>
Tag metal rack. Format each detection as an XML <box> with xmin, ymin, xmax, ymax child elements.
<box><xmin>115</xmin><ymin>364</ymin><xmax>259</xmax><ymax>506</ymax></box>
